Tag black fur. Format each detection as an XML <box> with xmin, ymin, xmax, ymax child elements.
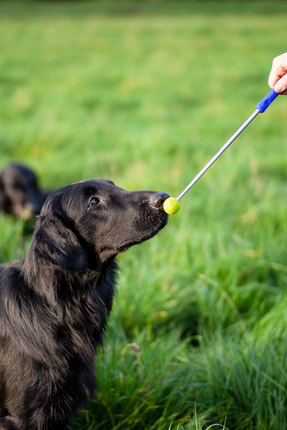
<box><xmin>0</xmin><ymin>163</ymin><xmax>48</xmax><ymax>218</ymax></box>
<box><xmin>0</xmin><ymin>179</ymin><xmax>169</xmax><ymax>430</ymax></box>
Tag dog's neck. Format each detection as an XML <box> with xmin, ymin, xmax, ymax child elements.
<box><xmin>18</xmin><ymin>252</ymin><xmax>118</xmax><ymax>365</ymax></box>
<box><xmin>22</xmin><ymin>248</ymin><xmax>117</xmax><ymax>304</ymax></box>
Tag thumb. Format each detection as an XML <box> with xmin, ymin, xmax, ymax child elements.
<box><xmin>274</xmin><ymin>74</ymin><xmax>287</xmax><ymax>93</ymax></box>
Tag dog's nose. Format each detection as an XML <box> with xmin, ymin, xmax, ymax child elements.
<box><xmin>149</xmin><ymin>192</ymin><xmax>170</xmax><ymax>209</ymax></box>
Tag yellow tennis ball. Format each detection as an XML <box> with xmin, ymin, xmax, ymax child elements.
<box><xmin>163</xmin><ymin>197</ymin><xmax>180</xmax><ymax>215</ymax></box>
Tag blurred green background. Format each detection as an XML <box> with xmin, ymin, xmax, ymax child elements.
<box><xmin>1</xmin><ymin>1</ymin><xmax>287</xmax><ymax>429</ymax></box>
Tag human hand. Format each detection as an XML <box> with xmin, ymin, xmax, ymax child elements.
<box><xmin>268</xmin><ymin>53</ymin><xmax>287</xmax><ymax>95</ymax></box>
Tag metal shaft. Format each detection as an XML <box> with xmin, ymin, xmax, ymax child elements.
<box><xmin>177</xmin><ymin>109</ymin><xmax>260</xmax><ymax>201</ymax></box>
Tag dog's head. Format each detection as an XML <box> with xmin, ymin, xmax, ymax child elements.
<box><xmin>0</xmin><ymin>163</ymin><xmax>48</xmax><ymax>218</ymax></box>
<box><xmin>28</xmin><ymin>179</ymin><xmax>169</xmax><ymax>272</ymax></box>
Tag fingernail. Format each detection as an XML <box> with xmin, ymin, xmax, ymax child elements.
<box><xmin>274</xmin><ymin>83</ymin><xmax>284</xmax><ymax>93</ymax></box>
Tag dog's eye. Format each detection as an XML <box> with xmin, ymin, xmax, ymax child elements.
<box><xmin>89</xmin><ymin>197</ymin><xmax>99</xmax><ymax>207</ymax></box>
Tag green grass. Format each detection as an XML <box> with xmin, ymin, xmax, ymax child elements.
<box><xmin>1</xmin><ymin>1</ymin><xmax>287</xmax><ymax>428</ymax></box>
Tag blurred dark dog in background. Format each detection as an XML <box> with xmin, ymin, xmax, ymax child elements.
<box><xmin>0</xmin><ymin>163</ymin><xmax>49</xmax><ymax>219</ymax></box>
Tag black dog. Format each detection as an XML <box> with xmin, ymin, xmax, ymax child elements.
<box><xmin>0</xmin><ymin>179</ymin><xmax>169</xmax><ymax>430</ymax></box>
<box><xmin>0</xmin><ymin>163</ymin><xmax>48</xmax><ymax>218</ymax></box>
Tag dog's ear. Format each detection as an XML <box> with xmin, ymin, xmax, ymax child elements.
<box><xmin>31</xmin><ymin>213</ymin><xmax>89</xmax><ymax>273</ymax></box>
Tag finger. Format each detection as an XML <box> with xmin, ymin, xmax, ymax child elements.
<box><xmin>273</xmin><ymin>74</ymin><xmax>287</xmax><ymax>93</ymax></box>
<box><xmin>268</xmin><ymin>54</ymin><xmax>287</xmax><ymax>88</ymax></box>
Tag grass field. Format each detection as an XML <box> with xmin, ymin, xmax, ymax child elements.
<box><xmin>1</xmin><ymin>1</ymin><xmax>287</xmax><ymax>428</ymax></box>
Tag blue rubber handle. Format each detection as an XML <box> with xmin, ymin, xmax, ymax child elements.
<box><xmin>256</xmin><ymin>88</ymin><xmax>280</xmax><ymax>113</ymax></box>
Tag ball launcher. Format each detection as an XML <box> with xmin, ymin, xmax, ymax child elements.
<box><xmin>163</xmin><ymin>88</ymin><xmax>280</xmax><ymax>215</ymax></box>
